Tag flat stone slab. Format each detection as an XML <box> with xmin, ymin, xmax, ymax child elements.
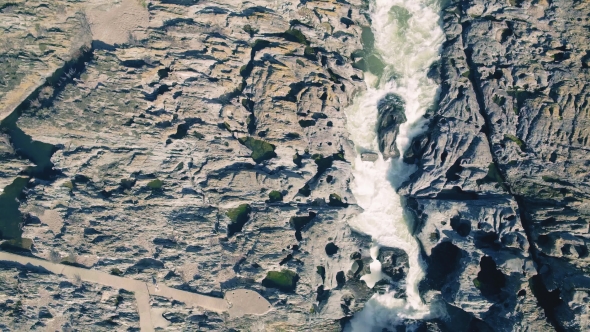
<box><xmin>226</xmin><ymin>288</ymin><xmax>273</xmax><ymax>318</ymax></box>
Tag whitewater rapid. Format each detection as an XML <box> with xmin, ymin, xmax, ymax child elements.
<box><xmin>344</xmin><ymin>0</ymin><xmax>445</xmax><ymax>330</ymax></box>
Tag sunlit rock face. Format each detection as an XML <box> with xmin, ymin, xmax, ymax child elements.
<box><xmin>2</xmin><ymin>0</ymin><xmax>589</xmax><ymax>330</ymax></box>
<box><xmin>400</xmin><ymin>0</ymin><xmax>590</xmax><ymax>331</ymax></box>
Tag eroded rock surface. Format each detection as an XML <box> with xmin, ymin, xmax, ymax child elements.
<box><xmin>0</xmin><ymin>0</ymin><xmax>410</xmax><ymax>329</ymax></box>
<box><xmin>0</xmin><ymin>262</ymin><xmax>140</xmax><ymax>331</ymax></box>
<box><xmin>402</xmin><ymin>0</ymin><xmax>590</xmax><ymax>330</ymax></box>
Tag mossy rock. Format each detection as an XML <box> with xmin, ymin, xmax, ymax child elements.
<box><xmin>251</xmin><ymin>39</ymin><xmax>272</xmax><ymax>53</ymax></box>
<box><xmin>262</xmin><ymin>269</ymin><xmax>299</xmax><ymax>292</ymax></box>
<box><xmin>62</xmin><ymin>181</ymin><xmax>74</xmax><ymax>191</ymax></box>
<box><xmin>239</xmin><ymin>64</ymin><xmax>251</xmax><ymax>78</ymax></box>
<box><xmin>238</xmin><ymin>136</ymin><xmax>277</xmax><ymax>163</ymax></box>
<box><xmin>268</xmin><ymin>190</ymin><xmax>283</xmax><ymax>203</ymax></box>
<box><xmin>473</xmin><ymin>278</ymin><xmax>482</xmax><ymax>289</ymax></box>
<box><xmin>512</xmin><ymin>180</ymin><xmax>566</xmax><ymax>200</ymax></box>
<box><xmin>303</xmin><ymin>46</ymin><xmax>317</xmax><ymax>61</ymax></box>
<box><xmin>147</xmin><ymin>179</ymin><xmax>164</xmax><ymax>190</ymax></box>
<box><xmin>226</xmin><ymin>204</ymin><xmax>252</xmax><ymax>236</ymax></box>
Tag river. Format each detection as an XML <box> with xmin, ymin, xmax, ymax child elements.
<box><xmin>344</xmin><ymin>0</ymin><xmax>445</xmax><ymax>330</ymax></box>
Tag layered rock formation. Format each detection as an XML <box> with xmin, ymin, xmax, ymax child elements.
<box><xmin>2</xmin><ymin>0</ymin><xmax>589</xmax><ymax>330</ymax></box>
<box><xmin>401</xmin><ymin>0</ymin><xmax>590</xmax><ymax>330</ymax></box>
<box><xmin>0</xmin><ymin>0</ymin><xmax>413</xmax><ymax>330</ymax></box>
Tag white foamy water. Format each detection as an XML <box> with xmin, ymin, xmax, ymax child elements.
<box><xmin>344</xmin><ymin>0</ymin><xmax>445</xmax><ymax>330</ymax></box>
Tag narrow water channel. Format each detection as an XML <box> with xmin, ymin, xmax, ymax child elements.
<box><xmin>344</xmin><ymin>0</ymin><xmax>445</xmax><ymax>329</ymax></box>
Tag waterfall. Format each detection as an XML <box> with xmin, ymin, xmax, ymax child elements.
<box><xmin>344</xmin><ymin>0</ymin><xmax>445</xmax><ymax>330</ymax></box>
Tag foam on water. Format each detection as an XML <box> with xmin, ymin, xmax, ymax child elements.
<box><xmin>344</xmin><ymin>0</ymin><xmax>445</xmax><ymax>330</ymax></box>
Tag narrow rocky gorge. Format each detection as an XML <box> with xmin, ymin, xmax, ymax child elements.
<box><xmin>1</xmin><ymin>0</ymin><xmax>589</xmax><ymax>331</ymax></box>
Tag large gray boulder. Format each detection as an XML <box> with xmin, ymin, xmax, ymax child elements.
<box><xmin>377</xmin><ymin>93</ymin><xmax>407</xmax><ymax>159</ymax></box>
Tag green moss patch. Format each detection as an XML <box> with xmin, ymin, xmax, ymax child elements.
<box><xmin>268</xmin><ymin>190</ymin><xmax>283</xmax><ymax>203</ymax></box>
<box><xmin>504</xmin><ymin>134</ymin><xmax>525</xmax><ymax>151</ymax></box>
<box><xmin>262</xmin><ymin>269</ymin><xmax>299</xmax><ymax>292</ymax></box>
<box><xmin>243</xmin><ymin>24</ymin><xmax>258</xmax><ymax>37</ymax></box>
<box><xmin>226</xmin><ymin>204</ymin><xmax>252</xmax><ymax>236</ymax></box>
<box><xmin>147</xmin><ymin>179</ymin><xmax>164</xmax><ymax>190</ymax></box>
<box><xmin>110</xmin><ymin>268</ymin><xmax>123</xmax><ymax>276</ymax></box>
<box><xmin>473</xmin><ymin>278</ymin><xmax>482</xmax><ymax>288</ymax></box>
<box><xmin>238</xmin><ymin>137</ymin><xmax>277</xmax><ymax>163</ymax></box>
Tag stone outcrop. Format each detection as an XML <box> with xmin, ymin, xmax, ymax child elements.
<box><xmin>0</xmin><ymin>0</ymin><xmax>413</xmax><ymax>329</ymax></box>
<box><xmin>2</xmin><ymin>0</ymin><xmax>589</xmax><ymax>330</ymax></box>
<box><xmin>377</xmin><ymin>93</ymin><xmax>406</xmax><ymax>160</ymax></box>
<box><xmin>401</xmin><ymin>0</ymin><xmax>590</xmax><ymax>330</ymax></box>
